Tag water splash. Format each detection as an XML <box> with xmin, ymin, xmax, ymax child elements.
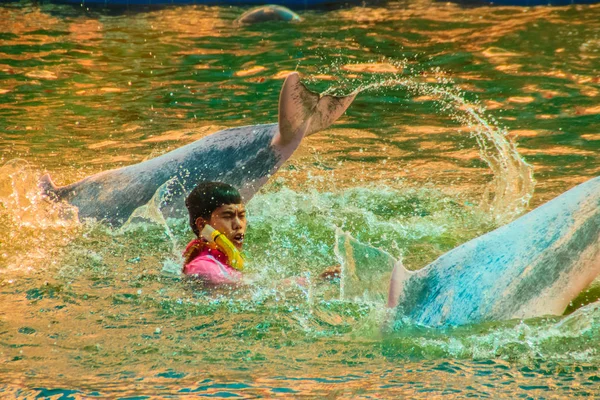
<box><xmin>383</xmin><ymin>77</ymin><xmax>532</xmax><ymax>221</ymax></box>
<box><xmin>121</xmin><ymin>177</ymin><xmax>187</xmax><ymax>274</ymax></box>
<box><xmin>0</xmin><ymin>159</ymin><xmax>78</xmax><ymax>229</ymax></box>
<box><xmin>320</xmin><ymin>61</ymin><xmax>535</xmax><ymax>222</ymax></box>
<box><xmin>334</xmin><ymin>227</ymin><xmax>396</xmax><ymax>303</ymax></box>
<box><xmin>0</xmin><ymin>160</ymin><xmax>79</xmax><ymax>272</ymax></box>
<box><xmin>116</xmin><ymin>182</ymin><xmax>493</xmax><ymax>288</ymax></box>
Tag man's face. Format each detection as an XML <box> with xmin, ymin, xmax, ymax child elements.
<box><xmin>208</xmin><ymin>203</ymin><xmax>247</xmax><ymax>250</ymax></box>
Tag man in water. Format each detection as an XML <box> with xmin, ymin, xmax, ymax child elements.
<box><xmin>183</xmin><ymin>181</ymin><xmax>341</xmax><ymax>287</ymax></box>
<box><xmin>182</xmin><ymin>181</ymin><xmax>246</xmax><ymax>286</ymax></box>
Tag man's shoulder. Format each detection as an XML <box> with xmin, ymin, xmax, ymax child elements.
<box><xmin>183</xmin><ymin>253</ymin><xmax>242</xmax><ymax>285</ymax></box>
<box><xmin>184</xmin><ymin>254</ymin><xmax>221</xmax><ymax>273</ymax></box>
<box><xmin>188</xmin><ymin>253</ymin><xmax>222</xmax><ymax>265</ymax></box>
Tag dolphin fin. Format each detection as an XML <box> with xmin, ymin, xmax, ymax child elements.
<box><xmin>39</xmin><ymin>173</ymin><xmax>59</xmax><ymax>200</ymax></box>
<box><xmin>277</xmin><ymin>72</ymin><xmax>358</xmax><ymax>146</ymax></box>
<box><xmin>387</xmin><ymin>261</ymin><xmax>415</xmax><ymax>309</ymax></box>
<box><xmin>334</xmin><ymin>228</ymin><xmax>396</xmax><ymax>302</ymax></box>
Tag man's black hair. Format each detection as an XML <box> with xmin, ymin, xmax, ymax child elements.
<box><xmin>185</xmin><ymin>181</ymin><xmax>243</xmax><ymax>236</ymax></box>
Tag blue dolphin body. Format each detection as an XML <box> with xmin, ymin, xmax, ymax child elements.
<box><xmin>384</xmin><ymin>176</ymin><xmax>600</xmax><ymax>327</ymax></box>
<box><xmin>40</xmin><ymin>73</ymin><xmax>357</xmax><ymax>225</ymax></box>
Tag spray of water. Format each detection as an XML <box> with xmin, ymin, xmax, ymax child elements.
<box><xmin>321</xmin><ymin>60</ymin><xmax>535</xmax><ymax>222</ymax></box>
<box><xmin>120</xmin><ymin>177</ymin><xmax>187</xmax><ymax>275</ymax></box>
<box><xmin>0</xmin><ymin>159</ymin><xmax>79</xmax><ymax>272</ymax></box>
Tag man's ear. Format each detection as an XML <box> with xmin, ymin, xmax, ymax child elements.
<box><xmin>194</xmin><ymin>217</ymin><xmax>208</xmax><ymax>234</ymax></box>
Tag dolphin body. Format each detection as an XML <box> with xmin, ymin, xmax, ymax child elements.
<box><xmin>237</xmin><ymin>5</ymin><xmax>301</xmax><ymax>24</ymax></box>
<box><xmin>383</xmin><ymin>176</ymin><xmax>600</xmax><ymax>327</ymax></box>
<box><xmin>40</xmin><ymin>73</ymin><xmax>357</xmax><ymax>225</ymax></box>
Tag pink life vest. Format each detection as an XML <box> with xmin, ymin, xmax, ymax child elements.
<box><xmin>182</xmin><ymin>239</ymin><xmax>242</xmax><ymax>286</ymax></box>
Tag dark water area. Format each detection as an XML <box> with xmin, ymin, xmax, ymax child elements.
<box><xmin>1</xmin><ymin>0</ymin><xmax>600</xmax><ymax>398</ymax></box>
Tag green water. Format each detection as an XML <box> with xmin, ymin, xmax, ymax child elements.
<box><xmin>1</xmin><ymin>0</ymin><xmax>600</xmax><ymax>397</ymax></box>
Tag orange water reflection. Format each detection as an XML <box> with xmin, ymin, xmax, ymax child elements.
<box><xmin>1</xmin><ymin>3</ymin><xmax>600</xmax><ymax>396</ymax></box>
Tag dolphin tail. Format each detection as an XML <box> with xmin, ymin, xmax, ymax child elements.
<box><xmin>39</xmin><ymin>173</ymin><xmax>60</xmax><ymax>200</ymax></box>
<box><xmin>276</xmin><ymin>72</ymin><xmax>358</xmax><ymax>145</ymax></box>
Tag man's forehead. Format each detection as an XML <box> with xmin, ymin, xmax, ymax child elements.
<box><xmin>214</xmin><ymin>203</ymin><xmax>245</xmax><ymax>213</ymax></box>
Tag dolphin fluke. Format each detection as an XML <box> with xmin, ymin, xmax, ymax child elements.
<box><xmin>277</xmin><ymin>72</ymin><xmax>357</xmax><ymax>146</ymax></box>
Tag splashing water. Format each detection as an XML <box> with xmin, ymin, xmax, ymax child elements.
<box><xmin>0</xmin><ymin>159</ymin><xmax>77</xmax><ymax>229</ymax></box>
<box><xmin>0</xmin><ymin>159</ymin><xmax>79</xmax><ymax>272</ymax></box>
<box><xmin>120</xmin><ymin>177</ymin><xmax>186</xmax><ymax>274</ymax></box>
<box><xmin>325</xmin><ymin>62</ymin><xmax>536</xmax><ymax>222</ymax></box>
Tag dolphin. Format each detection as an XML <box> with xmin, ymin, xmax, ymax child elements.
<box><xmin>40</xmin><ymin>73</ymin><xmax>357</xmax><ymax>225</ymax></box>
<box><xmin>337</xmin><ymin>176</ymin><xmax>600</xmax><ymax>327</ymax></box>
<box><xmin>237</xmin><ymin>5</ymin><xmax>301</xmax><ymax>24</ymax></box>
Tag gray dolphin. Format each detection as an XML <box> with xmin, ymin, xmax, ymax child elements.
<box><xmin>40</xmin><ymin>73</ymin><xmax>357</xmax><ymax>225</ymax></box>
<box><xmin>337</xmin><ymin>176</ymin><xmax>600</xmax><ymax>327</ymax></box>
<box><xmin>237</xmin><ymin>5</ymin><xmax>301</xmax><ymax>24</ymax></box>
